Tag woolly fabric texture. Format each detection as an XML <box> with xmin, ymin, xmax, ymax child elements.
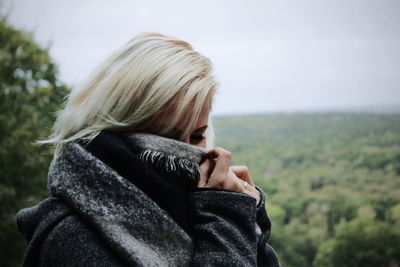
<box><xmin>50</xmin><ymin>141</ymin><xmax>194</xmax><ymax>266</ymax></box>
<box><xmin>17</xmin><ymin>131</ymin><xmax>281</xmax><ymax>267</ymax></box>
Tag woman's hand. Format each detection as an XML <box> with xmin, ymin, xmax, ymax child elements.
<box><xmin>197</xmin><ymin>147</ymin><xmax>260</xmax><ymax>205</ymax></box>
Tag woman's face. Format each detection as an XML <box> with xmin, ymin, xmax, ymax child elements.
<box><xmin>183</xmin><ymin>101</ymin><xmax>210</xmax><ymax>148</ymax></box>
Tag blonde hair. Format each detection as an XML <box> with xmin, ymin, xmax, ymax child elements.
<box><xmin>41</xmin><ymin>33</ymin><xmax>217</xmax><ymax>156</ymax></box>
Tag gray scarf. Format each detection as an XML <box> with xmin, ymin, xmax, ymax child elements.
<box><xmin>48</xmin><ymin>132</ymin><xmax>207</xmax><ymax>266</ymax></box>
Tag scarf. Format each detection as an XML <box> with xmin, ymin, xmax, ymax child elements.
<box><xmin>46</xmin><ymin>131</ymin><xmax>207</xmax><ymax>266</ymax></box>
<box><xmin>81</xmin><ymin>130</ymin><xmax>207</xmax><ymax>233</ymax></box>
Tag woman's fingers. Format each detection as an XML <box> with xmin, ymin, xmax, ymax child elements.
<box><xmin>231</xmin><ymin>175</ymin><xmax>260</xmax><ymax>204</ymax></box>
<box><xmin>230</xmin><ymin>165</ymin><xmax>255</xmax><ymax>186</ymax></box>
<box><xmin>208</xmin><ymin>147</ymin><xmax>231</xmax><ymax>175</ymax></box>
<box><xmin>230</xmin><ymin>167</ymin><xmax>260</xmax><ymax>203</ymax></box>
<box><xmin>206</xmin><ymin>147</ymin><xmax>232</xmax><ymax>187</ymax></box>
<box><xmin>197</xmin><ymin>147</ymin><xmax>261</xmax><ymax>205</ymax></box>
<box><xmin>198</xmin><ymin>159</ymin><xmax>212</xmax><ymax>187</ymax></box>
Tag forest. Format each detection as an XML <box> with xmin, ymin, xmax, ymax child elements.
<box><xmin>214</xmin><ymin>113</ymin><xmax>400</xmax><ymax>266</ymax></box>
<box><xmin>1</xmin><ymin>18</ymin><xmax>399</xmax><ymax>266</ymax></box>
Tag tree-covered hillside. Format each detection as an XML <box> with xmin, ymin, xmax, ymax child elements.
<box><xmin>214</xmin><ymin>113</ymin><xmax>400</xmax><ymax>267</ymax></box>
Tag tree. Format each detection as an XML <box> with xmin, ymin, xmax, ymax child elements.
<box><xmin>314</xmin><ymin>219</ymin><xmax>400</xmax><ymax>267</ymax></box>
<box><xmin>0</xmin><ymin>18</ymin><xmax>69</xmax><ymax>266</ymax></box>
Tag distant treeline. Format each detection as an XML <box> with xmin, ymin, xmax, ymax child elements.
<box><xmin>214</xmin><ymin>113</ymin><xmax>400</xmax><ymax>267</ymax></box>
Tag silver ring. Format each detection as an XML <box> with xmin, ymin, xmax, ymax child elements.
<box><xmin>241</xmin><ymin>181</ymin><xmax>249</xmax><ymax>190</ymax></box>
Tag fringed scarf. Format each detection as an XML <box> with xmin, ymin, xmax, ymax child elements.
<box><xmin>82</xmin><ymin>130</ymin><xmax>208</xmax><ymax>234</ymax></box>
<box><xmin>41</xmin><ymin>130</ymin><xmax>209</xmax><ymax>266</ymax></box>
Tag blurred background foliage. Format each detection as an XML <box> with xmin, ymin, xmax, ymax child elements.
<box><xmin>0</xmin><ymin>18</ymin><xmax>69</xmax><ymax>266</ymax></box>
<box><xmin>1</xmin><ymin>18</ymin><xmax>399</xmax><ymax>267</ymax></box>
<box><xmin>215</xmin><ymin>114</ymin><xmax>400</xmax><ymax>266</ymax></box>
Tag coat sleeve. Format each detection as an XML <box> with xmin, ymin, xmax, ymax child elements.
<box><xmin>255</xmin><ymin>186</ymin><xmax>281</xmax><ymax>266</ymax></box>
<box><xmin>189</xmin><ymin>187</ymin><xmax>281</xmax><ymax>267</ymax></box>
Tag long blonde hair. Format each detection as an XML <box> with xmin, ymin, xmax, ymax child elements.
<box><xmin>41</xmin><ymin>33</ymin><xmax>217</xmax><ymax>157</ymax></box>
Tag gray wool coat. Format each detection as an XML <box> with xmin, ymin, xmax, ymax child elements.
<box><xmin>17</xmin><ymin>132</ymin><xmax>281</xmax><ymax>266</ymax></box>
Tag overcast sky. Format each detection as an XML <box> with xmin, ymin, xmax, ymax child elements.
<box><xmin>3</xmin><ymin>0</ymin><xmax>400</xmax><ymax>115</ymax></box>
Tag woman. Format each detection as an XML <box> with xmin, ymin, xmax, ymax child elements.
<box><xmin>17</xmin><ymin>33</ymin><xmax>280</xmax><ymax>266</ymax></box>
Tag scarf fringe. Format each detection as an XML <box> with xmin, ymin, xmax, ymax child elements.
<box><xmin>138</xmin><ymin>149</ymin><xmax>199</xmax><ymax>183</ymax></box>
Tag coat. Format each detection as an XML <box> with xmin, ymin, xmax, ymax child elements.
<box><xmin>16</xmin><ymin>131</ymin><xmax>281</xmax><ymax>266</ymax></box>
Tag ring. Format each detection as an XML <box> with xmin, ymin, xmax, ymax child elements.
<box><xmin>241</xmin><ymin>181</ymin><xmax>249</xmax><ymax>190</ymax></box>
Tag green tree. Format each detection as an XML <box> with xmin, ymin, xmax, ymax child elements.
<box><xmin>0</xmin><ymin>18</ymin><xmax>69</xmax><ymax>266</ymax></box>
<box><xmin>314</xmin><ymin>219</ymin><xmax>400</xmax><ymax>267</ymax></box>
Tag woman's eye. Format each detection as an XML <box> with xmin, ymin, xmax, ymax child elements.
<box><xmin>190</xmin><ymin>135</ymin><xmax>205</xmax><ymax>144</ymax></box>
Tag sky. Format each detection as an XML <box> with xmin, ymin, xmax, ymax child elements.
<box><xmin>3</xmin><ymin>0</ymin><xmax>400</xmax><ymax>115</ymax></box>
